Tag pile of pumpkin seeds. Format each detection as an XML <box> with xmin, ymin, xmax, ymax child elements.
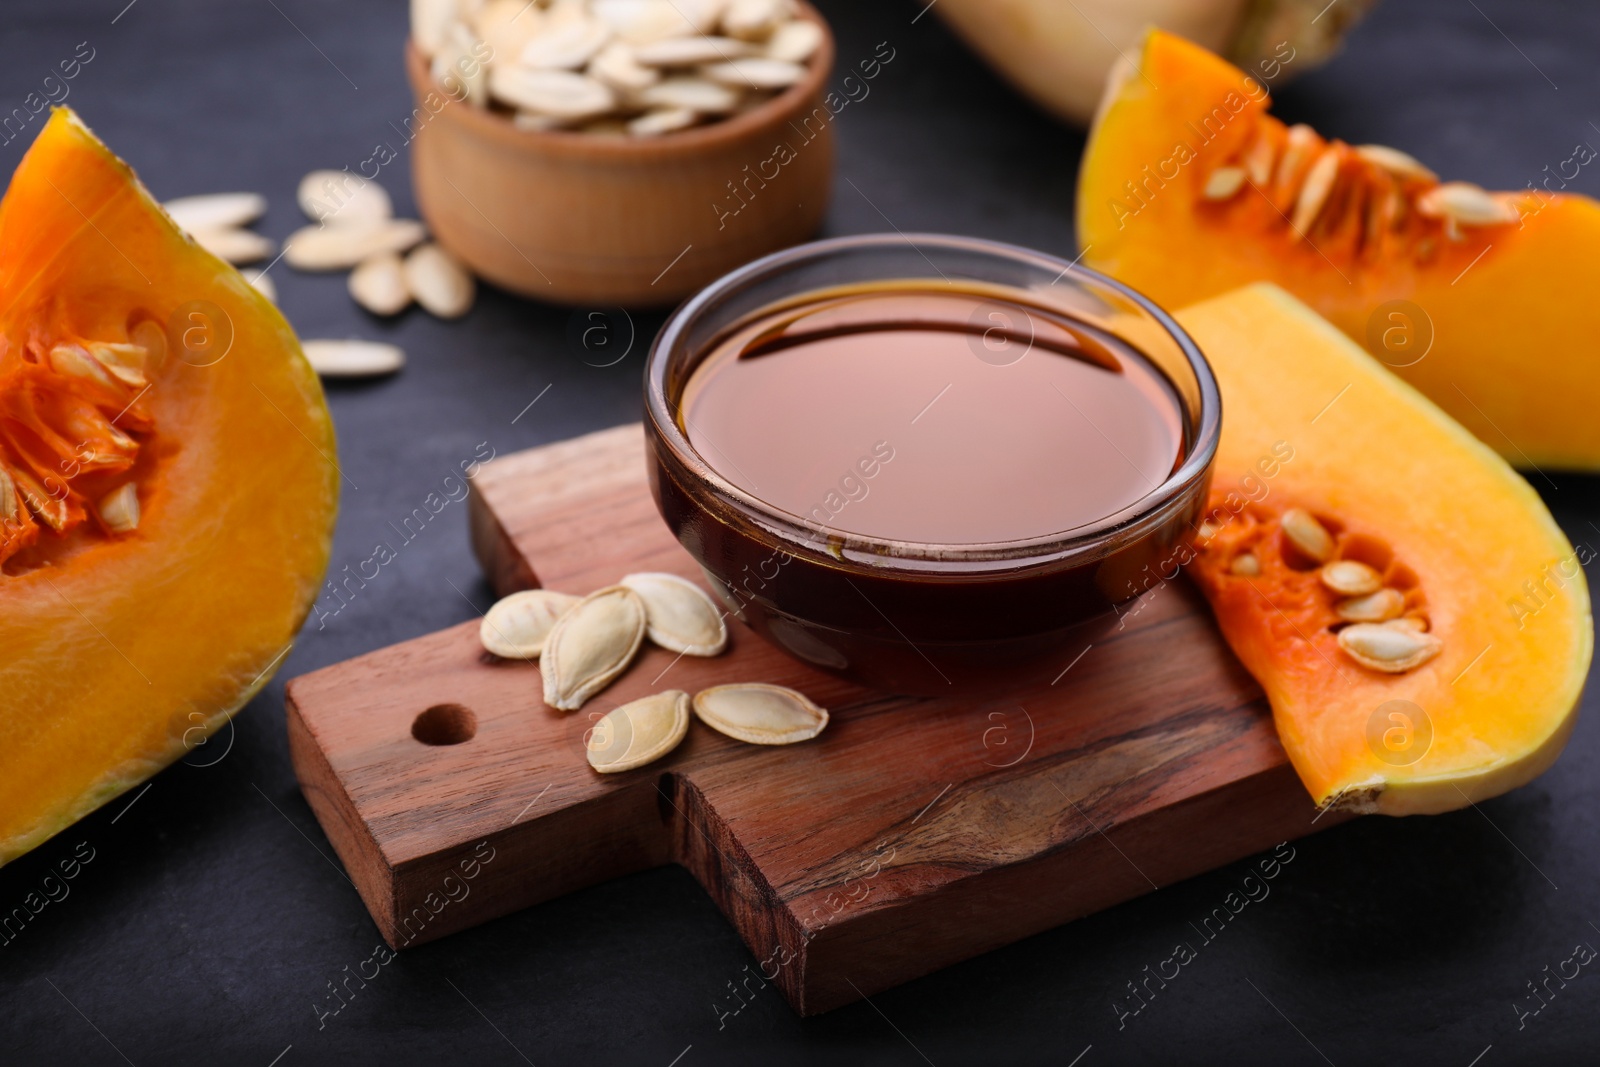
<box><xmin>480</xmin><ymin>571</ymin><xmax>829</xmax><ymax>772</ymax></box>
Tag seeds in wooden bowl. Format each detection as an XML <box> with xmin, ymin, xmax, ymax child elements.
<box><xmin>481</xmin><ymin>589</ymin><xmax>583</xmax><ymax>658</ymax></box>
<box><xmin>692</xmin><ymin>683</ymin><xmax>828</xmax><ymax>745</ymax></box>
<box><xmin>586</xmin><ymin>690</ymin><xmax>691</xmax><ymax>773</ymax></box>
<box><xmin>541</xmin><ymin>585</ymin><xmax>648</xmax><ymax>710</ymax></box>
<box><xmin>621</xmin><ymin>571</ymin><xmax>728</xmax><ymax>655</ymax></box>
<box><xmin>411</xmin><ymin>0</ymin><xmax>819</xmax><ymax>138</ymax></box>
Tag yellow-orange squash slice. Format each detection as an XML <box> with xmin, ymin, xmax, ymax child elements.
<box><xmin>1079</xmin><ymin>30</ymin><xmax>1600</xmax><ymax>469</ymax></box>
<box><xmin>0</xmin><ymin>110</ymin><xmax>337</xmax><ymax>863</ymax></box>
<box><xmin>1173</xmin><ymin>283</ymin><xmax>1589</xmax><ymax>815</ymax></box>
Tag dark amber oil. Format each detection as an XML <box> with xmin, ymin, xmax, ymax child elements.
<box><xmin>652</xmin><ymin>281</ymin><xmax>1194</xmax><ymax>693</ymax></box>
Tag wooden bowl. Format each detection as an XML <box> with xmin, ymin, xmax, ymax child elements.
<box><xmin>404</xmin><ymin>9</ymin><xmax>836</xmax><ymax>308</ymax></box>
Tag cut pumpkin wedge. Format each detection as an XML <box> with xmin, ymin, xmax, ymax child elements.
<box><xmin>0</xmin><ymin>110</ymin><xmax>338</xmax><ymax>863</ymax></box>
<box><xmin>1080</xmin><ymin>29</ymin><xmax>1600</xmax><ymax>470</ymax></box>
<box><xmin>1173</xmin><ymin>284</ymin><xmax>1589</xmax><ymax>815</ymax></box>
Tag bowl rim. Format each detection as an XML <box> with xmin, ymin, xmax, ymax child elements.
<box><xmin>644</xmin><ymin>232</ymin><xmax>1224</xmax><ymax>572</ymax></box>
<box><xmin>402</xmin><ymin>1</ymin><xmax>837</xmax><ymax>160</ymax></box>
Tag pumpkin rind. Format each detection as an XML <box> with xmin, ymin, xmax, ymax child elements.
<box><xmin>1079</xmin><ymin>30</ymin><xmax>1600</xmax><ymax>470</ymax></box>
<box><xmin>0</xmin><ymin>110</ymin><xmax>338</xmax><ymax>864</ymax></box>
<box><xmin>1175</xmin><ymin>284</ymin><xmax>1589</xmax><ymax>815</ymax></box>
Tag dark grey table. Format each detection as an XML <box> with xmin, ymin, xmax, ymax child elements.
<box><xmin>4</xmin><ymin>2</ymin><xmax>1598</xmax><ymax>1064</ymax></box>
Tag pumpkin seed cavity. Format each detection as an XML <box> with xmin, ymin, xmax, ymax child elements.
<box><xmin>1204</xmin><ymin>123</ymin><xmax>1519</xmax><ymax>254</ymax></box>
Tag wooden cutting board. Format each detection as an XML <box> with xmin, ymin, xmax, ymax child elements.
<box><xmin>285</xmin><ymin>423</ymin><xmax>1346</xmax><ymax>1015</ymax></box>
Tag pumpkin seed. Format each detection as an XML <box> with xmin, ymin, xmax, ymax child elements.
<box><xmin>0</xmin><ymin>465</ymin><xmax>18</xmax><ymax>522</ymax></box>
<box><xmin>1280</xmin><ymin>508</ymin><xmax>1335</xmax><ymax>563</ymax></box>
<box><xmin>301</xmin><ymin>339</ymin><xmax>406</xmax><ymax>378</ymax></box>
<box><xmin>192</xmin><ymin>227</ymin><xmax>275</xmax><ymax>265</ymax></box>
<box><xmin>586</xmin><ymin>690</ymin><xmax>691</xmax><ymax>773</ymax></box>
<box><xmin>1291</xmin><ymin>146</ymin><xmax>1341</xmax><ymax>236</ymax></box>
<box><xmin>766</xmin><ymin>19</ymin><xmax>822</xmax><ymax>62</ymax></box>
<box><xmin>1274</xmin><ymin>123</ymin><xmax>1319</xmax><ymax>190</ymax></box>
<box><xmin>98</xmin><ymin>483</ymin><xmax>139</xmax><ymax>533</ymax></box>
<box><xmin>520</xmin><ymin>17</ymin><xmax>612</xmax><ymax>69</ymax></box>
<box><xmin>621</xmin><ymin>571</ymin><xmax>728</xmax><ymax>655</ymax></box>
<box><xmin>349</xmin><ymin>252</ymin><xmax>412</xmax><ymax>317</ymax></box>
<box><xmin>285</xmin><ymin>219</ymin><xmax>426</xmax><ymax>271</ymax></box>
<box><xmin>639</xmin><ymin>75</ymin><xmax>740</xmax><ymax>112</ymax></box>
<box><xmin>627</xmin><ymin>107</ymin><xmax>698</xmax><ymax>135</ymax></box>
<box><xmin>474</xmin><ymin>0</ymin><xmax>546</xmax><ymax>58</ymax></box>
<box><xmin>588</xmin><ymin>40</ymin><xmax>659</xmax><ymax>92</ymax></box>
<box><xmin>1202</xmin><ymin>166</ymin><xmax>1246</xmax><ymax>201</ymax></box>
<box><xmin>701</xmin><ymin>57</ymin><xmax>805</xmax><ymax>89</ymax></box>
<box><xmin>634</xmin><ymin>35</ymin><xmax>753</xmax><ymax>66</ymax></box>
<box><xmin>1388</xmin><ymin>614</ymin><xmax>1429</xmax><ymax>633</ymax></box>
<box><xmin>1416</xmin><ymin>182</ymin><xmax>1519</xmax><ymax>227</ymax></box>
<box><xmin>1354</xmin><ymin>144</ymin><xmax>1436</xmax><ymax>183</ymax></box>
<box><xmin>404</xmin><ymin>242</ymin><xmax>476</xmax><ymax>319</ymax></box>
<box><xmin>84</xmin><ymin>342</ymin><xmax>150</xmax><ymax>387</ymax></box>
<box><xmin>411</xmin><ymin>0</ymin><xmax>457</xmax><ymax>57</ymax></box>
<box><xmin>1243</xmin><ymin>132</ymin><xmax>1275</xmax><ymax>186</ymax></box>
<box><xmin>1335</xmin><ymin>587</ymin><xmax>1404</xmax><ymax>623</ymax></box>
<box><xmin>692</xmin><ymin>683</ymin><xmax>828</xmax><ymax>745</ymax></box>
<box><xmin>722</xmin><ymin>0</ymin><xmax>783</xmax><ymax>41</ymax></box>
<box><xmin>1337</xmin><ymin>622</ymin><xmax>1442</xmax><ymax>673</ymax></box>
<box><xmin>298</xmin><ymin>170</ymin><xmax>394</xmax><ymax>226</ymax></box>
<box><xmin>593</xmin><ymin>0</ymin><xmax>703</xmax><ymax>41</ymax></box>
<box><xmin>480</xmin><ymin>588</ymin><xmax>583</xmax><ymax>658</ymax></box>
<box><xmin>433</xmin><ymin>22</ymin><xmax>491</xmax><ymax>107</ymax></box>
<box><xmin>541</xmin><ymin>585</ymin><xmax>648</xmax><ymax>710</ymax></box>
<box><xmin>49</xmin><ymin>343</ymin><xmax>117</xmax><ymax>387</ymax></box>
<box><xmin>1319</xmin><ymin>559</ymin><xmax>1382</xmax><ymax>597</ymax></box>
<box><xmin>162</xmin><ymin>192</ymin><xmax>266</xmax><ymax>233</ymax></box>
<box><xmin>491</xmin><ymin>66</ymin><xmax>617</xmax><ymax>117</ymax></box>
<box><xmin>1229</xmin><ymin>552</ymin><xmax>1261</xmax><ymax>576</ymax></box>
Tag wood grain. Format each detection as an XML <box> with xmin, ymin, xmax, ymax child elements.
<box><xmin>286</xmin><ymin>423</ymin><xmax>1348</xmax><ymax>1014</ymax></box>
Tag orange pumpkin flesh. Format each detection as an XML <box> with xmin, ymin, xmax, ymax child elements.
<box><xmin>1079</xmin><ymin>30</ymin><xmax>1600</xmax><ymax>470</ymax></box>
<box><xmin>0</xmin><ymin>110</ymin><xmax>337</xmax><ymax>864</ymax></box>
<box><xmin>1174</xmin><ymin>284</ymin><xmax>1589</xmax><ymax>814</ymax></box>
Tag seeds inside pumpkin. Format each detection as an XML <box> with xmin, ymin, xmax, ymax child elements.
<box><xmin>540</xmin><ymin>584</ymin><xmax>648</xmax><ymax>710</ymax></box>
<box><xmin>692</xmin><ymin>683</ymin><xmax>828</xmax><ymax>745</ymax></box>
<box><xmin>1229</xmin><ymin>552</ymin><xmax>1261</xmax><ymax>576</ymax></box>
<box><xmin>480</xmin><ymin>588</ymin><xmax>583</xmax><ymax>658</ymax></box>
<box><xmin>1337</xmin><ymin>622</ymin><xmax>1442</xmax><ymax>673</ymax></box>
<box><xmin>1319</xmin><ymin>559</ymin><xmax>1382</xmax><ymax>597</ymax></box>
<box><xmin>586</xmin><ymin>690</ymin><xmax>691</xmax><ymax>773</ymax></box>
<box><xmin>1280</xmin><ymin>508</ymin><xmax>1335</xmax><ymax>563</ymax></box>
<box><xmin>1203</xmin><ymin>166</ymin><xmax>1246</xmax><ymax>201</ymax></box>
<box><xmin>97</xmin><ymin>483</ymin><xmax>139</xmax><ymax>534</ymax></box>
<box><xmin>1335</xmin><ymin>587</ymin><xmax>1405</xmax><ymax>622</ymax></box>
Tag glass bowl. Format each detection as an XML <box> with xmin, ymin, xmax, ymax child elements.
<box><xmin>644</xmin><ymin>233</ymin><xmax>1221</xmax><ymax>694</ymax></box>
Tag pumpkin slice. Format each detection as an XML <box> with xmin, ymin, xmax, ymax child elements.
<box><xmin>1079</xmin><ymin>29</ymin><xmax>1600</xmax><ymax>469</ymax></box>
<box><xmin>0</xmin><ymin>110</ymin><xmax>338</xmax><ymax>864</ymax></box>
<box><xmin>1172</xmin><ymin>283</ymin><xmax>1589</xmax><ymax>815</ymax></box>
